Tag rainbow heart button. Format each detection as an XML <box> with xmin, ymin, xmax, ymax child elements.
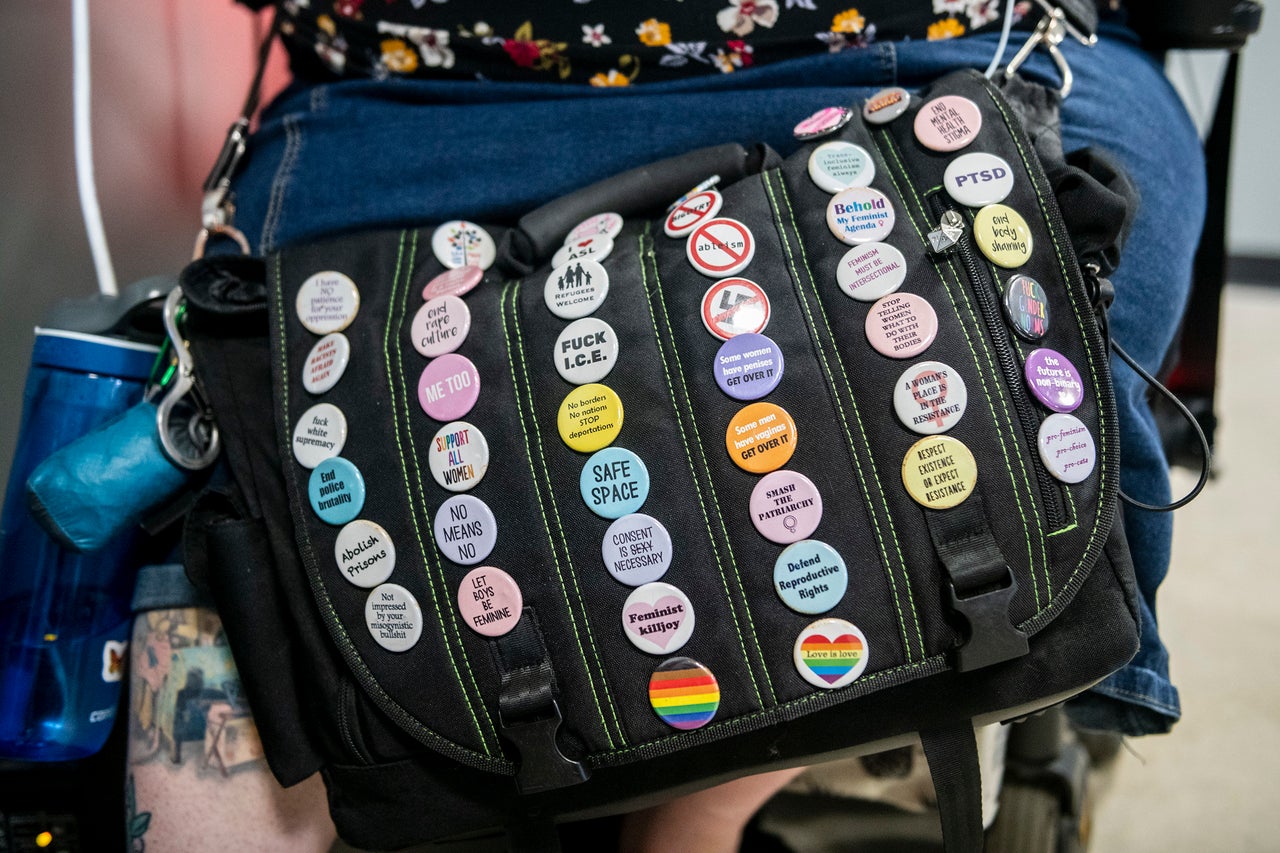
<box><xmin>649</xmin><ymin>658</ymin><xmax>720</xmax><ymax>731</ymax></box>
<box><xmin>793</xmin><ymin>618</ymin><xmax>869</xmax><ymax>690</ymax></box>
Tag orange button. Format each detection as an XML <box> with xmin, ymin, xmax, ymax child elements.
<box><xmin>725</xmin><ymin>402</ymin><xmax>797</xmax><ymax>474</ymax></box>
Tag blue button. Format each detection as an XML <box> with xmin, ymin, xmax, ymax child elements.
<box><xmin>580</xmin><ymin>447</ymin><xmax>649</xmax><ymax>519</ymax></box>
<box><xmin>308</xmin><ymin>457</ymin><xmax>366</xmax><ymax>525</ymax></box>
<box><xmin>773</xmin><ymin>540</ymin><xmax>848</xmax><ymax>614</ymax></box>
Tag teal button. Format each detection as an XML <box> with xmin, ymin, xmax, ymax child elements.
<box><xmin>773</xmin><ymin>540</ymin><xmax>848</xmax><ymax>614</ymax></box>
<box><xmin>308</xmin><ymin>457</ymin><xmax>366</xmax><ymax>525</ymax></box>
<box><xmin>580</xmin><ymin>447</ymin><xmax>649</xmax><ymax>519</ymax></box>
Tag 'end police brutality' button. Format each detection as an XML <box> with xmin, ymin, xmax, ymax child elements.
<box><xmin>428</xmin><ymin>421</ymin><xmax>489</xmax><ymax>492</ymax></box>
<box><xmin>580</xmin><ymin>447</ymin><xmax>649</xmax><ymax>519</ymax></box>
<box><xmin>714</xmin><ymin>333</ymin><xmax>784</xmax><ymax>401</ymax></box>
<box><xmin>308</xmin><ymin>457</ymin><xmax>366</xmax><ymax>525</ymax></box>
<box><xmin>808</xmin><ymin>141</ymin><xmax>876</xmax><ymax>194</ymax></box>
<box><xmin>554</xmin><ymin>317</ymin><xmax>618</xmax><ymax>385</ymax></box>
<box><xmin>826</xmin><ymin>187</ymin><xmax>895</xmax><ymax>245</ymax></box>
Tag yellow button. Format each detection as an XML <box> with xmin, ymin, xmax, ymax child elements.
<box><xmin>558</xmin><ymin>383</ymin><xmax>624</xmax><ymax>453</ymax></box>
<box><xmin>726</xmin><ymin>402</ymin><xmax>797</xmax><ymax>474</ymax></box>
<box><xmin>901</xmin><ymin>435</ymin><xmax>977</xmax><ymax>509</ymax></box>
<box><xmin>972</xmin><ymin>204</ymin><xmax>1032</xmax><ymax>269</ymax></box>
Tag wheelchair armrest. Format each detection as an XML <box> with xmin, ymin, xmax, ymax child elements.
<box><xmin>1126</xmin><ymin>0</ymin><xmax>1263</xmax><ymax>51</ymax></box>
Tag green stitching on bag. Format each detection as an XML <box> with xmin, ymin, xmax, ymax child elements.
<box><xmin>761</xmin><ymin>172</ymin><xmax>925</xmax><ymax>664</ymax></box>
<box><xmin>637</xmin><ymin>230</ymin><xmax>771</xmax><ymax>706</ymax></box>
<box><xmin>498</xmin><ymin>282</ymin><xmax>625</xmax><ymax>748</ymax></box>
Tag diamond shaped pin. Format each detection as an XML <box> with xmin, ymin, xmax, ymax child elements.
<box><xmin>928</xmin><ymin>210</ymin><xmax>966</xmax><ymax>255</ymax></box>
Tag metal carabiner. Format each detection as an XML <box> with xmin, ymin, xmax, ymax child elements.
<box><xmin>155</xmin><ymin>287</ymin><xmax>221</xmax><ymax>470</ymax></box>
<box><xmin>1004</xmin><ymin>7</ymin><xmax>1076</xmax><ymax>98</ymax></box>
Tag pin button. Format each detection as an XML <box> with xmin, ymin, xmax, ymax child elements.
<box><xmin>701</xmin><ymin>278</ymin><xmax>770</xmax><ymax>340</ymax></box>
<box><xmin>433</xmin><ymin>494</ymin><xmax>498</xmax><ymax>565</ymax></box>
<box><xmin>836</xmin><ymin>242</ymin><xmax>907</xmax><ymax>302</ymax></box>
<box><xmin>714</xmin><ymin>333</ymin><xmax>784</xmax><ymax>401</ymax></box>
<box><xmin>649</xmin><ymin>658</ymin><xmax>719</xmax><ymax>731</ymax></box>
<box><xmin>292</xmin><ymin>402</ymin><xmax>347</xmax><ymax>469</ymax></box>
<box><xmin>808</xmin><ymin>141</ymin><xmax>876</xmax><ymax>194</ymax></box>
<box><xmin>365</xmin><ymin>583</ymin><xmax>423</xmax><ymax>652</ymax></box>
<box><xmin>749</xmin><ymin>470</ymin><xmax>823</xmax><ymax>544</ymax></box>
<box><xmin>1003</xmin><ymin>274</ymin><xmax>1050</xmax><ymax>341</ymax></box>
<box><xmin>1023</xmin><ymin>348</ymin><xmax>1084</xmax><ymax>413</ymax></box>
<box><xmin>664</xmin><ymin>190</ymin><xmax>724</xmax><ymax>238</ymax></box>
<box><xmin>893</xmin><ymin>361</ymin><xmax>968</xmax><ymax>434</ymax></box>
<box><xmin>458</xmin><ymin>567</ymin><xmax>522</xmax><ymax>638</ymax></box>
<box><xmin>622</xmin><ymin>581</ymin><xmax>695</xmax><ymax>655</ymax></box>
<box><xmin>1037</xmin><ymin>413</ymin><xmax>1096</xmax><ymax>483</ymax></box>
<box><xmin>913</xmin><ymin>95</ymin><xmax>983</xmax><ymax>152</ymax></box>
<box><xmin>725</xmin><ymin>402</ymin><xmax>797</xmax><ymax>474</ymax></box>
<box><xmin>944</xmin><ymin>152</ymin><xmax>1015</xmax><ymax>207</ymax></box>
<box><xmin>865</xmin><ymin>293</ymin><xmax>939</xmax><ymax>359</ymax></box>
<box><xmin>973</xmin><ymin>204</ymin><xmax>1033</xmax><ymax>269</ymax></box>
<box><xmin>901</xmin><ymin>435</ymin><xmax>977</xmax><ymax>509</ymax></box>
<box><xmin>687</xmin><ymin>218</ymin><xmax>757</xmax><ymax>278</ymax></box>
<box><xmin>432</xmin><ymin>221</ymin><xmax>496</xmax><ymax>270</ymax></box>
<box><xmin>418</xmin><ymin>353</ymin><xmax>480</xmax><ymax>422</ymax></box>
<box><xmin>303</xmin><ymin>332</ymin><xmax>351</xmax><ymax>395</ymax></box>
<box><xmin>545</xmin><ymin>259</ymin><xmax>610</xmax><ymax>320</ymax></box>
<box><xmin>863</xmin><ymin>87</ymin><xmax>910</xmax><ymax>125</ymax></box>
<box><xmin>335</xmin><ymin>519</ymin><xmax>396</xmax><ymax>588</ymax></box>
<box><xmin>827</xmin><ymin>187</ymin><xmax>895</xmax><ymax>245</ymax></box>
<box><xmin>774</xmin><ymin>540</ymin><xmax>848</xmax><ymax>615</ymax></box>
<box><xmin>553</xmin><ymin>234</ymin><xmax>615</xmax><ymax>270</ymax></box>
<box><xmin>580</xmin><ymin>446</ymin><xmax>649</xmax><ymax>519</ymax></box>
<box><xmin>568</xmin><ymin>212</ymin><xmax>624</xmax><ymax>243</ymax></box>
<box><xmin>794</xmin><ymin>618</ymin><xmax>869</xmax><ymax>689</ymax></box>
<box><xmin>422</xmin><ymin>265</ymin><xmax>483</xmax><ymax>301</ymax></box>
<box><xmin>794</xmin><ymin>106</ymin><xmax>853</xmax><ymax>140</ymax></box>
<box><xmin>412</xmin><ymin>295</ymin><xmax>471</xmax><ymax>359</ymax></box>
<box><xmin>428</xmin><ymin>421</ymin><xmax>489</xmax><ymax>492</ymax></box>
<box><xmin>603</xmin><ymin>513</ymin><xmax>672</xmax><ymax>586</ymax></box>
<box><xmin>558</xmin><ymin>383</ymin><xmax>624</xmax><ymax>453</ymax></box>
<box><xmin>297</xmin><ymin>271</ymin><xmax>360</xmax><ymax>335</ymax></box>
<box><xmin>554</xmin><ymin>317</ymin><xmax>619</xmax><ymax>385</ymax></box>
<box><xmin>308</xmin><ymin>456</ymin><xmax>366</xmax><ymax>525</ymax></box>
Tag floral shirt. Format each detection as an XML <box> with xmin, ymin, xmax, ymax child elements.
<box><xmin>265</xmin><ymin>1</ymin><xmax>1045</xmax><ymax>86</ymax></box>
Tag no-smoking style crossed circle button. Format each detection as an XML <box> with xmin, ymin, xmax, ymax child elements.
<box><xmin>686</xmin><ymin>218</ymin><xmax>756</xmax><ymax>278</ymax></box>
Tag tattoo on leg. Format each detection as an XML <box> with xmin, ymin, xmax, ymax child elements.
<box><xmin>125</xmin><ymin>773</ymin><xmax>151</xmax><ymax>852</ymax></box>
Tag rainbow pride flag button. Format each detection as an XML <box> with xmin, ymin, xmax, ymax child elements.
<box><xmin>793</xmin><ymin>618</ymin><xmax>869</xmax><ymax>690</ymax></box>
<box><xmin>648</xmin><ymin>658</ymin><xmax>720</xmax><ymax>731</ymax></box>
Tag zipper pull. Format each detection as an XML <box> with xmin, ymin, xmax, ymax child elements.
<box><xmin>928</xmin><ymin>210</ymin><xmax>966</xmax><ymax>255</ymax></box>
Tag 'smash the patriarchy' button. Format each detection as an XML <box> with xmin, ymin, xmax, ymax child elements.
<box><xmin>554</xmin><ymin>317</ymin><xmax>618</xmax><ymax>385</ymax></box>
<box><xmin>714</xmin><ymin>333</ymin><xmax>784</xmax><ymax>401</ymax></box>
<box><xmin>622</xmin><ymin>582</ymin><xmax>695</xmax><ymax>655</ymax></box>
<box><xmin>567</xmin><ymin>212</ymin><xmax>624</xmax><ymax>242</ymax></box>
<box><xmin>1038</xmin><ymin>413</ymin><xmax>1097</xmax><ymax>483</ymax></box>
<box><xmin>793</xmin><ymin>106</ymin><xmax>853</xmax><ymax>140</ymax></box>
<box><xmin>827</xmin><ymin>187</ymin><xmax>895</xmax><ymax>245</ymax></box>
<box><xmin>297</xmin><ymin>271</ymin><xmax>360</xmax><ymax>335</ymax></box>
<box><xmin>893</xmin><ymin>361</ymin><xmax>968</xmax><ymax>434</ymax></box>
<box><xmin>973</xmin><ymin>204</ymin><xmax>1033</xmax><ymax>268</ymax></box>
<box><xmin>863</xmin><ymin>87</ymin><xmax>910</xmax><ymax>125</ymax></box>
<box><xmin>865</xmin><ymin>292</ymin><xmax>939</xmax><ymax>359</ymax></box>
<box><xmin>836</xmin><ymin>242</ymin><xmax>907</xmax><ymax>302</ymax></box>
<box><xmin>335</xmin><ymin>519</ymin><xmax>396</xmax><ymax>588</ymax></box>
<box><xmin>1003</xmin><ymin>274</ymin><xmax>1050</xmax><ymax>341</ymax></box>
<box><xmin>580</xmin><ymin>446</ymin><xmax>649</xmax><ymax>519</ymax></box>
<box><xmin>558</xmin><ymin>383</ymin><xmax>624</xmax><ymax>452</ymax></box>
<box><xmin>687</xmin><ymin>218</ymin><xmax>756</xmax><ymax>278</ymax></box>
<box><xmin>292</xmin><ymin>402</ymin><xmax>347</xmax><ymax>469</ymax></box>
<box><xmin>944</xmin><ymin>152</ymin><xmax>1015</xmax><ymax>207</ymax></box>
<box><xmin>545</xmin><ymin>259</ymin><xmax>609</xmax><ymax>320</ymax></box>
<box><xmin>1024</xmin><ymin>348</ymin><xmax>1084</xmax><ymax>413</ymax></box>
<box><xmin>808</xmin><ymin>141</ymin><xmax>876</xmax><ymax>194</ymax></box>
<box><xmin>701</xmin><ymin>278</ymin><xmax>770</xmax><ymax>340</ymax></box>
<box><xmin>411</xmin><ymin>295</ymin><xmax>470</xmax><ymax>358</ymax></box>
<box><xmin>913</xmin><ymin>95</ymin><xmax>982</xmax><ymax>152</ymax></box>
<box><xmin>664</xmin><ymin>190</ymin><xmax>724</xmax><ymax>237</ymax></box>
<box><xmin>431</xmin><ymin>220</ymin><xmax>496</xmax><ymax>270</ymax></box>
<box><xmin>794</xmin><ymin>618</ymin><xmax>869</xmax><ymax>689</ymax></box>
<box><xmin>774</xmin><ymin>539</ymin><xmax>848</xmax><ymax>615</ymax></box>
<box><xmin>726</xmin><ymin>402</ymin><xmax>797</xmax><ymax>474</ymax></box>
<box><xmin>749</xmin><ymin>470</ymin><xmax>823</xmax><ymax>544</ymax></box>
<box><xmin>603</xmin><ymin>513</ymin><xmax>672</xmax><ymax>586</ymax></box>
<box><xmin>365</xmin><ymin>583</ymin><xmax>423</xmax><ymax>652</ymax></box>
<box><xmin>433</xmin><ymin>494</ymin><xmax>497</xmax><ymax>565</ymax></box>
<box><xmin>308</xmin><ymin>457</ymin><xmax>366</xmax><ymax>525</ymax></box>
<box><xmin>422</xmin><ymin>265</ymin><xmax>483</xmax><ymax>301</ymax></box>
<box><xmin>649</xmin><ymin>658</ymin><xmax>720</xmax><ymax>731</ymax></box>
<box><xmin>553</xmin><ymin>234</ymin><xmax>615</xmax><ymax>269</ymax></box>
<box><xmin>303</xmin><ymin>333</ymin><xmax>351</xmax><ymax>395</ymax></box>
<box><xmin>418</xmin><ymin>353</ymin><xmax>480</xmax><ymax>422</ymax></box>
<box><xmin>901</xmin><ymin>435</ymin><xmax>977</xmax><ymax>509</ymax></box>
<box><xmin>428</xmin><ymin>421</ymin><xmax>489</xmax><ymax>492</ymax></box>
<box><xmin>457</xmin><ymin>566</ymin><xmax>522</xmax><ymax>638</ymax></box>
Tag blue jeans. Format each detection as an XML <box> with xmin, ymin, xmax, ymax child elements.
<box><xmin>230</xmin><ymin>22</ymin><xmax>1202</xmax><ymax>736</ymax></box>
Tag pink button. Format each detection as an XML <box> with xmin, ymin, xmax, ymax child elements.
<box><xmin>411</xmin><ymin>295</ymin><xmax>471</xmax><ymax>358</ymax></box>
<box><xmin>422</xmin><ymin>265</ymin><xmax>483</xmax><ymax>301</ymax></box>
<box><xmin>793</xmin><ymin>106</ymin><xmax>853</xmax><ymax>140</ymax></box>
<box><xmin>913</xmin><ymin>96</ymin><xmax>983</xmax><ymax>152</ymax></box>
<box><xmin>418</xmin><ymin>353</ymin><xmax>480</xmax><ymax>421</ymax></box>
<box><xmin>457</xmin><ymin>567</ymin><xmax>522</xmax><ymax>637</ymax></box>
<box><xmin>749</xmin><ymin>470</ymin><xmax>823</xmax><ymax>544</ymax></box>
<box><xmin>865</xmin><ymin>293</ymin><xmax>939</xmax><ymax>359</ymax></box>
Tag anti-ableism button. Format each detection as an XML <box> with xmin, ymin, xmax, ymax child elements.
<box><xmin>603</xmin><ymin>513</ymin><xmax>672</xmax><ymax>586</ymax></box>
<box><xmin>622</xmin><ymin>581</ymin><xmax>695</xmax><ymax>655</ymax></box>
<box><xmin>553</xmin><ymin>234</ymin><xmax>614</xmax><ymax>270</ymax></box>
<box><xmin>808</xmin><ymin>141</ymin><xmax>876</xmax><ymax>194</ymax></box>
<box><xmin>863</xmin><ymin>86</ymin><xmax>910</xmax><ymax>125</ymax></box>
<box><xmin>701</xmin><ymin>278</ymin><xmax>770</xmax><ymax>340</ymax></box>
<box><xmin>749</xmin><ymin>470</ymin><xmax>823</xmax><ymax>544</ymax></box>
<box><xmin>432</xmin><ymin>220</ymin><xmax>496</xmax><ymax>270</ymax></box>
<box><xmin>774</xmin><ymin>540</ymin><xmax>848</xmax><ymax>615</ymax></box>
<box><xmin>554</xmin><ymin>317</ymin><xmax>618</xmax><ymax>385</ymax></box>
<box><xmin>580</xmin><ymin>447</ymin><xmax>649</xmax><ymax>519</ymax></box>
<box><xmin>714</xmin><ymin>333</ymin><xmax>784</xmax><ymax>401</ymax></box>
<box><xmin>1003</xmin><ymin>275</ymin><xmax>1050</xmax><ymax>341</ymax></box>
<box><xmin>303</xmin><ymin>333</ymin><xmax>351</xmax><ymax>394</ymax></box>
<box><xmin>913</xmin><ymin>95</ymin><xmax>982</xmax><ymax>152</ymax></box>
<box><xmin>893</xmin><ymin>361</ymin><xmax>968</xmax><ymax>435</ymax></box>
<box><xmin>418</xmin><ymin>353</ymin><xmax>480</xmax><ymax>421</ymax></box>
<box><xmin>687</xmin><ymin>218</ymin><xmax>756</xmax><ymax>278</ymax></box>
<box><xmin>649</xmin><ymin>658</ymin><xmax>720</xmax><ymax>731</ymax></box>
<box><xmin>411</xmin><ymin>295</ymin><xmax>470</xmax><ymax>358</ymax></box>
<box><xmin>664</xmin><ymin>189</ymin><xmax>723</xmax><ymax>238</ymax></box>
<box><xmin>902</xmin><ymin>435</ymin><xmax>977</xmax><ymax>510</ymax></box>
<box><xmin>836</xmin><ymin>242</ymin><xmax>907</xmax><ymax>302</ymax></box>
<box><xmin>973</xmin><ymin>204</ymin><xmax>1033</xmax><ymax>269</ymax></box>
<box><xmin>794</xmin><ymin>618</ymin><xmax>869</xmax><ymax>689</ymax></box>
<box><xmin>433</xmin><ymin>494</ymin><xmax>497</xmax><ymax>566</ymax></box>
<box><xmin>296</xmin><ymin>271</ymin><xmax>360</xmax><ymax>334</ymax></box>
<box><xmin>567</xmin><ymin>212</ymin><xmax>624</xmax><ymax>243</ymax></box>
<box><xmin>458</xmin><ymin>567</ymin><xmax>522</xmax><ymax>638</ymax></box>
<box><xmin>943</xmin><ymin>152</ymin><xmax>1014</xmax><ymax>207</ymax></box>
<box><xmin>545</xmin><ymin>259</ymin><xmax>609</xmax><ymax>320</ymax></box>
<box><xmin>793</xmin><ymin>106</ymin><xmax>853</xmax><ymax>140</ymax></box>
<box><xmin>422</xmin><ymin>265</ymin><xmax>483</xmax><ymax>301</ymax></box>
<box><xmin>292</xmin><ymin>402</ymin><xmax>347</xmax><ymax>468</ymax></box>
<box><xmin>308</xmin><ymin>457</ymin><xmax>365</xmax><ymax>525</ymax></box>
<box><xmin>558</xmin><ymin>383</ymin><xmax>623</xmax><ymax>453</ymax></box>
<box><xmin>865</xmin><ymin>293</ymin><xmax>939</xmax><ymax>359</ymax></box>
<box><xmin>1038</xmin><ymin>413</ymin><xmax>1097</xmax><ymax>484</ymax></box>
<box><xmin>1024</xmin><ymin>348</ymin><xmax>1084</xmax><ymax>413</ymax></box>
<box><xmin>726</xmin><ymin>402</ymin><xmax>797</xmax><ymax>474</ymax></box>
<box><xmin>428</xmin><ymin>421</ymin><xmax>489</xmax><ymax>492</ymax></box>
<box><xmin>827</xmin><ymin>187</ymin><xmax>895</xmax><ymax>245</ymax></box>
<box><xmin>365</xmin><ymin>583</ymin><xmax>423</xmax><ymax>653</ymax></box>
<box><xmin>335</xmin><ymin>519</ymin><xmax>396</xmax><ymax>588</ymax></box>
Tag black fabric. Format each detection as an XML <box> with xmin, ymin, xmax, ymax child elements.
<box><xmin>921</xmin><ymin>721</ymin><xmax>983</xmax><ymax>853</ymax></box>
<box><xmin>183</xmin><ymin>69</ymin><xmax>1140</xmax><ymax>849</ymax></box>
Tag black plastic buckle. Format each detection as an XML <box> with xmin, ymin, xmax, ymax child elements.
<box><xmin>499</xmin><ymin>699</ymin><xmax>590</xmax><ymax>794</ymax></box>
<box><xmin>948</xmin><ymin>568</ymin><xmax>1030</xmax><ymax>672</ymax></box>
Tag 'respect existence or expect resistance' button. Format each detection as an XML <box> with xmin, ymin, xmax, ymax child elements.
<box><xmin>308</xmin><ymin>456</ymin><xmax>366</xmax><ymax>525</ymax></box>
<box><xmin>580</xmin><ymin>446</ymin><xmax>649</xmax><ymax>519</ymax></box>
<box><xmin>558</xmin><ymin>383</ymin><xmax>624</xmax><ymax>453</ymax></box>
<box><xmin>726</xmin><ymin>402</ymin><xmax>797</xmax><ymax>474</ymax></box>
<box><xmin>292</xmin><ymin>402</ymin><xmax>347</xmax><ymax>469</ymax></box>
<box><xmin>649</xmin><ymin>657</ymin><xmax>720</xmax><ymax>731</ymax></box>
<box><xmin>297</xmin><ymin>271</ymin><xmax>360</xmax><ymax>335</ymax></box>
<box><xmin>901</xmin><ymin>435</ymin><xmax>977</xmax><ymax>509</ymax></box>
<box><xmin>622</xmin><ymin>581</ymin><xmax>695</xmax><ymax>655</ymax></box>
<box><xmin>428</xmin><ymin>421</ymin><xmax>489</xmax><ymax>492</ymax></box>
<box><xmin>793</xmin><ymin>618</ymin><xmax>869</xmax><ymax>689</ymax></box>
<box><xmin>457</xmin><ymin>566</ymin><xmax>522</xmax><ymax>638</ymax></box>
<box><xmin>433</xmin><ymin>494</ymin><xmax>497</xmax><ymax>566</ymax></box>
<box><xmin>713</xmin><ymin>333</ymin><xmax>784</xmax><ymax>401</ymax></box>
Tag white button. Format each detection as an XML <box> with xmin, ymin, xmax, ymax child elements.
<box><xmin>296</xmin><ymin>271</ymin><xmax>360</xmax><ymax>334</ymax></box>
<box><xmin>664</xmin><ymin>190</ymin><xmax>724</xmax><ymax>238</ymax></box>
<box><xmin>808</xmin><ymin>141</ymin><xmax>876</xmax><ymax>194</ymax></box>
<box><xmin>554</xmin><ymin>317</ymin><xmax>619</xmax><ymax>385</ymax></box>
<box><xmin>411</xmin><ymin>294</ymin><xmax>471</xmax><ymax>359</ymax></box>
<box><xmin>827</xmin><ymin>187</ymin><xmax>895</xmax><ymax>245</ymax></box>
<box><xmin>893</xmin><ymin>361</ymin><xmax>968</xmax><ymax>434</ymax></box>
<box><xmin>365</xmin><ymin>583</ymin><xmax>423</xmax><ymax>652</ymax></box>
<box><xmin>553</xmin><ymin>234</ymin><xmax>615</xmax><ymax>269</ymax></box>
<box><xmin>943</xmin><ymin>152</ymin><xmax>1015</xmax><ymax>207</ymax></box>
<box><xmin>544</xmin><ymin>259</ymin><xmax>609</xmax><ymax>319</ymax></box>
<box><xmin>428</xmin><ymin>421</ymin><xmax>489</xmax><ymax>492</ymax></box>
<box><xmin>835</xmin><ymin>242</ymin><xmax>907</xmax><ymax>301</ymax></box>
<box><xmin>686</xmin><ymin>218</ymin><xmax>756</xmax><ymax>278</ymax></box>
<box><xmin>303</xmin><ymin>332</ymin><xmax>351</xmax><ymax>395</ymax></box>
<box><xmin>292</xmin><ymin>402</ymin><xmax>348</xmax><ymax>468</ymax></box>
<box><xmin>622</xmin><ymin>582</ymin><xmax>695</xmax><ymax>655</ymax></box>
<box><xmin>1037</xmin><ymin>413</ymin><xmax>1097</xmax><ymax>483</ymax></box>
<box><xmin>567</xmin><ymin>212</ymin><xmax>624</xmax><ymax>242</ymax></box>
<box><xmin>431</xmin><ymin>221</ymin><xmax>497</xmax><ymax>270</ymax></box>
<box><xmin>335</xmin><ymin>519</ymin><xmax>396</xmax><ymax>588</ymax></box>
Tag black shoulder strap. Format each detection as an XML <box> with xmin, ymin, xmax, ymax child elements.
<box><xmin>921</xmin><ymin>721</ymin><xmax>985</xmax><ymax>853</ymax></box>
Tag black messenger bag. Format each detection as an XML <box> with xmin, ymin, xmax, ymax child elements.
<box><xmin>180</xmin><ymin>69</ymin><xmax>1141</xmax><ymax>851</ymax></box>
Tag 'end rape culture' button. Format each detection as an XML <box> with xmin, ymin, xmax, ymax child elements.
<box><xmin>428</xmin><ymin>421</ymin><xmax>489</xmax><ymax>492</ymax></box>
<box><xmin>545</xmin><ymin>259</ymin><xmax>609</xmax><ymax>320</ymax></box>
<box><xmin>303</xmin><ymin>333</ymin><xmax>351</xmax><ymax>395</ymax></box>
<box><xmin>433</xmin><ymin>494</ymin><xmax>497</xmax><ymax>566</ymax></box>
<box><xmin>750</xmin><ymin>470</ymin><xmax>823</xmax><ymax>544</ymax></box>
<box><xmin>293</xmin><ymin>402</ymin><xmax>347</xmax><ymax>469</ymax></box>
<box><xmin>458</xmin><ymin>566</ymin><xmax>522</xmax><ymax>638</ymax></box>
<box><xmin>418</xmin><ymin>353</ymin><xmax>480</xmax><ymax>422</ymax></box>
<box><xmin>714</xmin><ymin>333</ymin><xmax>784</xmax><ymax>401</ymax></box>
<box><xmin>335</xmin><ymin>519</ymin><xmax>396</xmax><ymax>588</ymax></box>
<box><xmin>296</xmin><ymin>271</ymin><xmax>360</xmax><ymax>335</ymax></box>
<box><xmin>836</xmin><ymin>242</ymin><xmax>906</xmax><ymax>302</ymax></box>
<box><xmin>411</xmin><ymin>295</ymin><xmax>471</xmax><ymax>358</ymax></box>
<box><xmin>558</xmin><ymin>383</ymin><xmax>623</xmax><ymax>453</ymax></box>
<box><xmin>580</xmin><ymin>446</ymin><xmax>649</xmax><ymax>519</ymax></box>
<box><xmin>603</xmin><ymin>513</ymin><xmax>672</xmax><ymax>586</ymax></box>
<box><xmin>365</xmin><ymin>583</ymin><xmax>423</xmax><ymax>653</ymax></box>
<box><xmin>308</xmin><ymin>456</ymin><xmax>365</xmax><ymax>525</ymax></box>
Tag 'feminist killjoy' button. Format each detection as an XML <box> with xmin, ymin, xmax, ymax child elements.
<box><xmin>622</xmin><ymin>582</ymin><xmax>695</xmax><ymax>655</ymax></box>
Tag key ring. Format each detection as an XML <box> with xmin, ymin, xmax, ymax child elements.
<box><xmin>155</xmin><ymin>287</ymin><xmax>221</xmax><ymax>470</ymax></box>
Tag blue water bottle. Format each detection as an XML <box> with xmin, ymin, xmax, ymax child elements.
<box><xmin>0</xmin><ymin>324</ymin><xmax>160</xmax><ymax>760</ymax></box>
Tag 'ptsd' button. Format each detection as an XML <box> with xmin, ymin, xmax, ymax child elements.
<box><xmin>580</xmin><ymin>447</ymin><xmax>649</xmax><ymax>519</ymax></box>
<box><xmin>944</xmin><ymin>152</ymin><xmax>1014</xmax><ymax>207</ymax></box>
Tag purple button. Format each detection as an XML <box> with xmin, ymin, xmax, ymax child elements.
<box><xmin>749</xmin><ymin>470</ymin><xmax>823</xmax><ymax>544</ymax></box>
<box><xmin>1023</xmin><ymin>348</ymin><xmax>1084</xmax><ymax>413</ymax></box>
<box><xmin>418</xmin><ymin>353</ymin><xmax>480</xmax><ymax>421</ymax></box>
<box><xmin>714</xmin><ymin>333</ymin><xmax>784</xmax><ymax>401</ymax></box>
<box><xmin>865</xmin><ymin>293</ymin><xmax>939</xmax><ymax>359</ymax></box>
